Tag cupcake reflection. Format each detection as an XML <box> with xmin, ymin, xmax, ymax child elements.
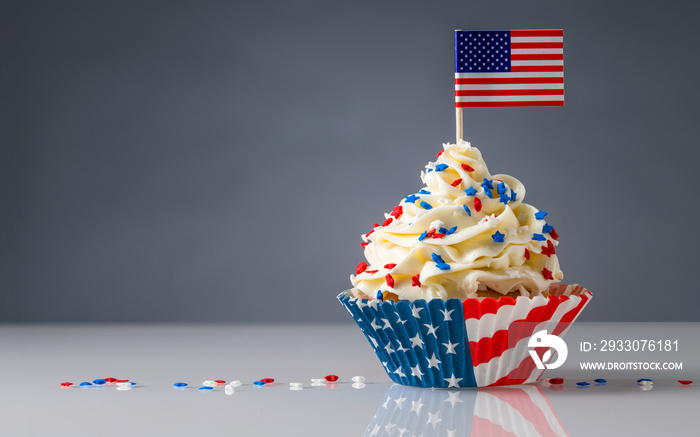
<box><xmin>364</xmin><ymin>384</ymin><xmax>568</xmax><ymax>437</ymax></box>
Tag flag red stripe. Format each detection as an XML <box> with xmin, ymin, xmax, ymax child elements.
<box><xmin>511</xmin><ymin>65</ymin><xmax>564</xmax><ymax>72</ymax></box>
<box><xmin>511</xmin><ymin>29</ymin><xmax>563</xmax><ymax>38</ymax></box>
<box><xmin>511</xmin><ymin>42</ymin><xmax>563</xmax><ymax>49</ymax></box>
<box><xmin>511</xmin><ymin>54</ymin><xmax>563</xmax><ymax>61</ymax></box>
<box><xmin>456</xmin><ymin>89</ymin><xmax>564</xmax><ymax>97</ymax></box>
<box><xmin>456</xmin><ymin>77</ymin><xmax>564</xmax><ymax>85</ymax></box>
<box><xmin>471</xmin><ymin>416</ymin><xmax>519</xmax><ymax>437</ymax></box>
<box><xmin>456</xmin><ymin>101</ymin><xmax>564</xmax><ymax>107</ymax></box>
<box><xmin>486</xmin><ymin>387</ymin><xmax>563</xmax><ymax>437</ymax></box>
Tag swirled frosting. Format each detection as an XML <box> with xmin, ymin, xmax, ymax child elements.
<box><xmin>349</xmin><ymin>140</ymin><xmax>563</xmax><ymax>301</ymax></box>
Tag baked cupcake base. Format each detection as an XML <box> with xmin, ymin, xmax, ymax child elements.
<box><xmin>339</xmin><ymin>284</ymin><xmax>591</xmax><ymax>388</ymax></box>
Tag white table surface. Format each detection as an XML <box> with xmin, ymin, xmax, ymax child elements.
<box><xmin>1</xmin><ymin>323</ymin><xmax>698</xmax><ymax>436</ymax></box>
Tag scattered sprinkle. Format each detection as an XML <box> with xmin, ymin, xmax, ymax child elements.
<box><xmin>382</xmin><ymin>217</ymin><xmax>393</xmax><ymax>227</ymax></box>
<box><xmin>199</xmin><ymin>386</ymin><xmax>214</xmax><ymax>391</ymax></box>
<box><xmin>373</xmin><ymin>223</ymin><xmax>379</xmax><ymax>228</ymax></box>
<box><xmin>474</xmin><ymin>197</ymin><xmax>482</xmax><ymax>212</ymax></box>
<box><xmin>549</xmin><ymin>378</ymin><xmax>564</xmax><ymax>384</ymax></box>
<box><xmin>532</xmin><ymin>233</ymin><xmax>546</xmax><ymax>241</ymax></box>
<box><xmin>542</xmin><ymin>268</ymin><xmax>554</xmax><ymax>280</ymax></box>
<box><xmin>463</xmin><ymin>205</ymin><xmax>471</xmax><ymax>216</ymax></box>
<box><xmin>637</xmin><ymin>379</ymin><xmax>652</xmax><ymax>384</ymax></box>
<box><xmin>510</xmin><ymin>189</ymin><xmax>517</xmax><ymax>202</ymax></box>
<box><xmin>497</xmin><ymin>182</ymin><xmax>507</xmax><ymax>195</ymax></box>
<box><xmin>535</xmin><ymin>211</ymin><xmax>548</xmax><ymax>220</ymax></box>
<box><xmin>356</xmin><ymin>262</ymin><xmax>368</xmax><ymax>274</ymax></box>
<box><xmin>492</xmin><ymin>231</ymin><xmax>505</xmax><ymax>243</ymax></box>
<box><xmin>484</xmin><ymin>188</ymin><xmax>493</xmax><ymax>198</ymax></box>
<box><xmin>173</xmin><ymin>382</ymin><xmax>188</xmax><ymax>388</ymax></box>
<box><xmin>404</xmin><ymin>194</ymin><xmax>419</xmax><ymax>203</ymax></box>
<box><xmin>391</xmin><ymin>205</ymin><xmax>403</xmax><ymax>219</ymax></box>
<box><xmin>451</xmin><ymin>178</ymin><xmax>462</xmax><ymax>187</ymax></box>
<box><xmin>351</xmin><ymin>376</ymin><xmax>366</xmax><ymax>383</ymax></box>
<box><xmin>60</xmin><ymin>382</ymin><xmax>73</xmax><ymax>387</ymax></box>
<box><xmin>418</xmin><ymin>231</ymin><xmax>427</xmax><ymax>241</ymax></box>
<box><xmin>461</xmin><ymin>164</ymin><xmax>475</xmax><ymax>172</ymax></box>
<box><xmin>411</xmin><ymin>274</ymin><xmax>421</xmax><ymax>287</ymax></box>
<box><xmin>104</xmin><ymin>378</ymin><xmax>117</xmax><ymax>383</ymax></box>
<box><xmin>499</xmin><ymin>193</ymin><xmax>510</xmax><ymax>204</ymax></box>
<box><xmin>594</xmin><ymin>379</ymin><xmax>607</xmax><ymax>384</ymax></box>
<box><xmin>432</xmin><ymin>233</ymin><xmax>445</xmax><ymax>239</ymax></box>
<box><xmin>253</xmin><ymin>381</ymin><xmax>267</xmax><ymax>386</ymax></box>
<box><xmin>419</xmin><ymin>201</ymin><xmax>433</xmax><ymax>210</ymax></box>
<box><xmin>446</xmin><ymin>226</ymin><xmax>457</xmax><ymax>235</ymax></box>
<box><xmin>214</xmin><ymin>380</ymin><xmax>226</xmax><ymax>384</ymax></box>
<box><xmin>376</xmin><ymin>291</ymin><xmax>383</xmax><ymax>301</ymax></box>
<box><xmin>260</xmin><ymin>378</ymin><xmax>274</xmax><ymax>383</ymax></box>
<box><xmin>385</xmin><ymin>274</ymin><xmax>395</xmax><ymax>288</ymax></box>
<box><xmin>361</xmin><ymin>242</ymin><xmax>369</xmax><ymax>248</ymax></box>
<box><xmin>464</xmin><ymin>187</ymin><xmax>478</xmax><ymax>196</ymax></box>
<box><xmin>365</xmin><ymin>230</ymin><xmax>374</xmax><ymax>237</ymax></box>
<box><xmin>543</xmin><ymin>224</ymin><xmax>554</xmax><ymax>234</ymax></box>
<box><xmin>425</xmin><ymin>229</ymin><xmax>436</xmax><ymax>238</ymax></box>
<box><xmin>419</xmin><ymin>189</ymin><xmax>431</xmax><ymax>195</ymax></box>
<box><xmin>524</xmin><ymin>248</ymin><xmax>530</xmax><ymax>260</ymax></box>
<box><xmin>439</xmin><ymin>227</ymin><xmax>448</xmax><ymax>234</ymax></box>
<box><xmin>431</xmin><ymin>253</ymin><xmax>445</xmax><ymax>264</ymax></box>
<box><xmin>436</xmin><ymin>149</ymin><xmax>444</xmax><ymax>157</ymax></box>
<box><xmin>678</xmin><ymin>380</ymin><xmax>693</xmax><ymax>385</ymax></box>
<box><xmin>576</xmin><ymin>381</ymin><xmax>590</xmax><ymax>387</ymax></box>
<box><xmin>435</xmin><ymin>164</ymin><xmax>448</xmax><ymax>172</ymax></box>
<box><xmin>550</xmin><ymin>228</ymin><xmax>559</xmax><ymax>240</ymax></box>
<box><xmin>482</xmin><ymin>178</ymin><xmax>494</xmax><ymax>190</ymax></box>
<box><xmin>384</xmin><ymin>263</ymin><xmax>396</xmax><ymax>269</ymax></box>
<box><xmin>436</xmin><ymin>263</ymin><xmax>450</xmax><ymax>270</ymax></box>
<box><xmin>93</xmin><ymin>379</ymin><xmax>106</xmax><ymax>385</ymax></box>
<box><xmin>365</xmin><ymin>270</ymin><xmax>378</xmax><ymax>274</ymax></box>
<box><xmin>324</xmin><ymin>375</ymin><xmax>339</xmax><ymax>382</ymax></box>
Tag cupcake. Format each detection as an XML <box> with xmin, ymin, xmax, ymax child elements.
<box><xmin>339</xmin><ymin>140</ymin><xmax>591</xmax><ymax>387</ymax></box>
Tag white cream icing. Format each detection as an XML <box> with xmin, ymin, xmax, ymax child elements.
<box><xmin>350</xmin><ymin>140</ymin><xmax>563</xmax><ymax>301</ymax></box>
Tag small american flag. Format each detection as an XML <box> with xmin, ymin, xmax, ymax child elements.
<box><xmin>455</xmin><ymin>29</ymin><xmax>564</xmax><ymax>107</ymax></box>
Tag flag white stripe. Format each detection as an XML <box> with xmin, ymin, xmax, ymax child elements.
<box><xmin>510</xmin><ymin>36</ymin><xmax>563</xmax><ymax>43</ymax></box>
<box><xmin>456</xmin><ymin>72</ymin><xmax>563</xmax><ymax>78</ymax></box>
<box><xmin>456</xmin><ymin>95</ymin><xmax>564</xmax><ymax>102</ymax></box>
<box><xmin>511</xmin><ymin>60</ymin><xmax>564</xmax><ymax>66</ymax></box>
<box><xmin>511</xmin><ymin>49</ymin><xmax>563</xmax><ymax>55</ymax></box>
<box><xmin>457</xmin><ymin>83</ymin><xmax>564</xmax><ymax>90</ymax></box>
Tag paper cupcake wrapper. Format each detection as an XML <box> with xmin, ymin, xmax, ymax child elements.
<box><xmin>339</xmin><ymin>284</ymin><xmax>591</xmax><ymax>388</ymax></box>
<box><xmin>363</xmin><ymin>383</ymin><xmax>568</xmax><ymax>437</ymax></box>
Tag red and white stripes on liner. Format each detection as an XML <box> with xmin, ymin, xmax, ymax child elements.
<box><xmin>456</xmin><ymin>29</ymin><xmax>564</xmax><ymax>107</ymax></box>
<box><xmin>464</xmin><ymin>284</ymin><xmax>591</xmax><ymax>387</ymax></box>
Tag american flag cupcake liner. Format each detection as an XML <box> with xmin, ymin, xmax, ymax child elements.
<box><xmin>363</xmin><ymin>383</ymin><xmax>568</xmax><ymax>436</ymax></box>
<box><xmin>339</xmin><ymin>284</ymin><xmax>591</xmax><ymax>388</ymax></box>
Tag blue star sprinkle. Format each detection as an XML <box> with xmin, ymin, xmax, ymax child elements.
<box><xmin>436</xmin><ymin>263</ymin><xmax>451</xmax><ymax>270</ymax></box>
<box><xmin>404</xmin><ymin>194</ymin><xmax>419</xmax><ymax>203</ymax></box>
<box><xmin>376</xmin><ymin>291</ymin><xmax>384</xmax><ymax>301</ymax></box>
<box><xmin>497</xmin><ymin>182</ymin><xmax>507</xmax><ymax>195</ymax></box>
<box><xmin>431</xmin><ymin>253</ymin><xmax>445</xmax><ymax>264</ymax></box>
<box><xmin>499</xmin><ymin>193</ymin><xmax>510</xmax><ymax>204</ymax></box>
<box><xmin>419</xmin><ymin>189</ymin><xmax>431</xmax><ymax>195</ymax></box>
<box><xmin>576</xmin><ymin>381</ymin><xmax>590</xmax><ymax>387</ymax></box>
<box><xmin>492</xmin><ymin>231</ymin><xmax>505</xmax><ymax>243</ymax></box>
<box><xmin>510</xmin><ymin>189</ymin><xmax>517</xmax><ymax>202</ymax></box>
<box><xmin>543</xmin><ymin>224</ymin><xmax>554</xmax><ymax>234</ymax></box>
<box><xmin>464</xmin><ymin>187</ymin><xmax>478</xmax><ymax>196</ymax></box>
<box><xmin>418</xmin><ymin>230</ymin><xmax>428</xmax><ymax>241</ymax></box>
<box><xmin>463</xmin><ymin>205</ymin><xmax>471</xmax><ymax>216</ymax></box>
<box><xmin>482</xmin><ymin>178</ymin><xmax>494</xmax><ymax>189</ymax></box>
<box><xmin>435</xmin><ymin>164</ymin><xmax>449</xmax><ymax>172</ymax></box>
<box><xmin>594</xmin><ymin>378</ymin><xmax>607</xmax><ymax>384</ymax></box>
<box><xmin>484</xmin><ymin>187</ymin><xmax>493</xmax><ymax>198</ymax></box>
<box><xmin>439</xmin><ymin>227</ymin><xmax>448</xmax><ymax>234</ymax></box>
<box><xmin>446</xmin><ymin>226</ymin><xmax>457</xmax><ymax>235</ymax></box>
<box><xmin>535</xmin><ymin>211</ymin><xmax>548</xmax><ymax>220</ymax></box>
<box><xmin>532</xmin><ymin>233</ymin><xmax>546</xmax><ymax>241</ymax></box>
<box><xmin>420</xmin><ymin>201</ymin><xmax>432</xmax><ymax>210</ymax></box>
<box><xmin>426</xmin><ymin>168</ymin><xmax>433</xmax><ymax>173</ymax></box>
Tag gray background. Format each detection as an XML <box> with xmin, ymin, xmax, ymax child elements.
<box><xmin>2</xmin><ymin>0</ymin><xmax>699</xmax><ymax>323</ymax></box>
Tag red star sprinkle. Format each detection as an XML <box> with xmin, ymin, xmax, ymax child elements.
<box><xmin>524</xmin><ymin>248</ymin><xmax>530</xmax><ymax>260</ymax></box>
<box><xmin>356</xmin><ymin>262</ymin><xmax>368</xmax><ymax>274</ymax></box>
<box><xmin>60</xmin><ymin>382</ymin><xmax>73</xmax><ymax>387</ymax></box>
<box><xmin>105</xmin><ymin>378</ymin><xmax>117</xmax><ymax>383</ymax></box>
<box><xmin>385</xmin><ymin>274</ymin><xmax>395</xmax><ymax>288</ymax></box>
<box><xmin>116</xmin><ymin>380</ymin><xmax>129</xmax><ymax>383</ymax></box>
<box><xmin>411</xmin><ymin>274</ymin><xmax>421</xmax><ymax>287</ymax></box>
<box><xmin>549</xmin><ymin>377</ymin><xmax>564</xmax><ymax>384</ymax></box>
<box><xmin>365</xmin><ymin>269</ymin><xmax>378</xmax><ymax>274</ymax></box>
<box><xmin>436</xmin><ymin>150</ymin><xmax>444</xmax><ymax>157</ymax></box>
<box><xmin>361</xmin><ymin>242</ymin><xmax>369</xmax><ymax>248</ymax></box>
<box><xmin>260</xmin><ymin>378</ymin><xmax>274</xmax><ymax>383</ymax></box>
<box><xmin>541</xmin><ymin>240</ymin><xmax>556</xmax><ymax>257</ymax></box>
<box><xmin>373</xmin><ymin>223</ymin><xmax>379</xmax><ymax>227</ymax></box>
<box><xmin>432</xmin><ymin>233</ymin><xmax>445</xmax><ymax>239</ymax></box>
<box><xmin>451</xmin><ymin>178</ymin><xmax>463</xmax><ymax>187</ymax></box>
<box><xmin>461</xmin><ymin>163</ymin><xmax>474</xmax><ymax>172</ymax></box>
<box><xmin>324</xmin><ymin>375</ymin><xmax>339</xmax><ymax>382</ymax></box>
<box><xmin>542</xmin><ymin>268</ymin><xmax>554</xmax><ymax>280</ymax></box>
<box><xmin>382</xmin><ymin>217</ymin><xmax>393</xmax><ymax>227</ymax></box>
<box><xmin>384</xmin><ymin>263</ymin><xmax>397</xmax><ymax>269</ymax></box>
<box><xmin>390</xmin><ymin>205</ymin><xmax>403</xmax><ymax>219</ymax></box>
<box><xmin>679</xmin><ymin>380</ymin><xmax>693</xmax><ymax>385</ymax></box>
<box><xmin>365</xmin><ymin>230</ymin><xmax>374</xmax><ymax>237</ymax></box>
<box><xmin>215</xmin><ymin>380</ymin><xmax>226</xmax><ymax>384</ymax></box>
<box><xmin>425</xmin><ymin>229</ymin><xmax>437</xmax><ymax>238</ymax></box>
<box><xmin>550</xmin><ymin>228</ymin><xmax>559</xmax><ymax>240</ymax></box>
<box><xmin>474</xmin><ymin>197</ymin><xmax>482</xmax><ymax>212</ymax></box>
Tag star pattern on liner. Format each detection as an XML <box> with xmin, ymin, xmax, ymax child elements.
<box><xmin>411</xmin><ymin>306</ymin><xmax>424</xmax><ymax>318</ymax></box>
<box><xmin>382</xmin><ymin>396</ymin><xmax>393</xmax><ymax>409</ymax></box>
<box><xmin>355</xmin><ymin>298</ymin><xmax>368</xmax><ymax>309</ymax></box>
<box><xmin>444</xmin><ymin>391</ymin><xmax>463</xmax><ymax>407</ymax></box>
<box><xmin>384</xmin><ymin>343</ymin><xmax>395</xmax><ymax>354</ymax></box>
<box><xmin>427</xmin><ymin>353</ymin><xmax>442</xmax><ymax>369</ymax></box>
<box><xmin>447</xmin><ymin>430</ymin><xmax>457</xmax><ymax>437</ymax></box>
<box><xmin>443</xmin><ymin>340</ymin><xmax>458</xmax><ymax>354</ymax></box>
<box><xmin>411</xmin><ymin>365</ymin><xmax>424</xmax><ymax>377</ymax></box>
<box><xmin>444</xmin><ymin>374</ymin><xmax>463</xmax><ymax>388</ymax></box>
<box><xmin>370</xmin><ymin>319</ymin><xmax>382</xmax><ymax>331</ymax></box>
<box><xmin>396</xmin><ymin>428</ymin><xmax>409</xmax><ymax>437</ymax></box>
<box><xmin>440</xmin><ymin>308</ymin><xmax>454</xmax><ymax>321</ymax></box>
<box><xmin>395</xmin><ymin>345</ymin><xmax>408</xmax><ymax>353</ymax></box>
<box><xmin>424</xmin><ymin>324</ymin><xmax>439</xmax><ymax>337</ymax></box>
<box><xmin>411</xmin><ymin>398</ymin><xmax>424</xmax><ymax>414</ymax></box>
<box><xmin>385</xmin><ymin>422</ymin><xmax>396</xmax><ymax>433</ymax></box>
<box><xmin>369</xmin><ymin>424</ymin><xmax>381</xmax><ymax>437</ymax></box>
<box><xmin>393</xmin><ymin>367</ymin><xmax>406</xmax><ymax>378</ymax></box>
<box><xmin>409</xmin><ymin>333</ymin><xmax>424</xmax><ymax>349</ymax></box>
<box><xmin>426</xmin><ymin>411</ymin><xmax>442</xmax><ymax>429</ymax></box>
<box><xmin>368</xmin><ymin>336</ymin><xmax>378</xmax><ymax>347</ymax></box>
<box><xmin>394</xmin><ymin>395</ymin><xmax>407</xmax><ymax>409</ymax></box>
<box><xmin>381</xmin><ymin>318</ymin><xmax>392</xmax><ymax>330</ymax></box>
